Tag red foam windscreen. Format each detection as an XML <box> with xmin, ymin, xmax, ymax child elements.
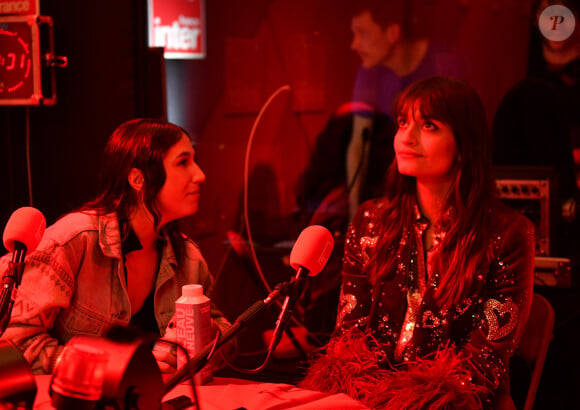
<box><xmin>289</xmin><ymin>225</ymin><xmax>334</xmax><ymax>276</ymax></box>
<box><xmin>3</xmin><ymin>207</ymin><xmax>46</xmax><ymax>253</ymax></box>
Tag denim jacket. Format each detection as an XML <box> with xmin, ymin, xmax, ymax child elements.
<box><xmin>0</xmin><ymin>211</ymin><xmax>229</xmax><ymax>374</ymax></box>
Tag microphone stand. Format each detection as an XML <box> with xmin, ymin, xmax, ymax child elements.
<box><xmin>263</xmin><ymin>274</ymin><xmax>307</xmax><ymax>366</ymax></box>
<box><xmin>0</xmin><ymin>249</ymin><xmax>26</xmax><ymax>336</ymax></box>
<box><xmin>164</xmin><ymin>281</ymin><xmax>291</xmax><ymax>395</ymax></box>
<box><xmin>0</xmin><ymin>249</ymin><xmax>37</xmax><ymax>408</ymax></box>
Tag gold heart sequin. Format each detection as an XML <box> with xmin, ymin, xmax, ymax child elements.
<box><xmin>484</xmin><ymin>298</ymin><xmax>519</xmax><ymax>341</ymax></box>
<box><xmin>360</xmin><ymin>236</ymin><xmax>378</xmax><ymax>263</ymax></box>
<box><xmin>422</xmin><ymin>310</ymin><xmax>441</xmax><ymax>328</ymax></box>
<box><xmin>337</xmin><ymin>293</ymin><xmax>357</xmax><ymax>324</ymax></box>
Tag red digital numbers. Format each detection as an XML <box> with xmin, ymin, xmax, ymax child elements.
<box><xmin>0</xmin><ymin>22</ymin><xmax>32</xmax><ymax>96</ymax></box>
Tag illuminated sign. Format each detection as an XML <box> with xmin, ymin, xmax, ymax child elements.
<box><xmin>0</xmin><ymin>19</ymin><xmax>33</xmax><ymax>98</ymax></box>
<box><xmin>0</xmin><ymin>15</ymin><xmax>57</xmax><ymax>105</ymax></box>
<box><xmin>0</xmin><ymin>0</ymin><xmax>39</xmax><ymax>15</ymax></box>
<box><xmin>148</xmin><ymin>0</ymin><xmax>205</xmax><ymax>60</ymax></box>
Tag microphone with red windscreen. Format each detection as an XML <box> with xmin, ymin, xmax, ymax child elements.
<box><xmin>289</xmin><ymin>225</ymin><xmax>334</xmax><ymax>277</ymax></box>
<box><xmin>269</xmin><ymin>225</ymin><xmax>334</xmax><ymax>352</ymax></box>
<box><xmin>1</xmin><ymin>207</ymin><xmax>46</xmax><ymax>335</ymax></box>
<box><xmin>3</xmin><ymin>207</ymin><xmax>46</xmax><ymax>256</ymax></box>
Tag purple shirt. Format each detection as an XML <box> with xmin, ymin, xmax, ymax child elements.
<box><xmin>352</xmin><ymin>43</ymin><xmax>463</xmax><ymax>116</ymax></box>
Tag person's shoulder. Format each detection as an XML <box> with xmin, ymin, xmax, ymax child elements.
<box><xmin>509</xmin><ymin>76</ymin><xmax>558</xmax><ymax>98</ymax></box>
<box><xmin>182</xmin><ymin>234</ymin><xmax>204</xmax><ymax>260</ymax></box>
<box><xmin>355</xmin><ymin>198</ymin><xmax>388</xmax><ymax>221</ymax></box>
<box><xmin>360</xmin><ymin>197</ymin><xmax>386</xmax><ymax>211</ymax></box>
<box><xmin>355</xmin><ymin>64</ymin><xmax>390</xmax><ymax>81</ymax></box>
<box><xmin>419</xmin><ymin>41</ymin><xmax>465</xmax><ymax>78</ymax></box>
<box><xmin>489</xmin><ymin>199</ymin><xmax>535</xmax><ymax>238</ymax></box>
<box><xmin>43</xmin><ymin>211</ymin><xmax>108</xmax><ymax>247</ymax></box>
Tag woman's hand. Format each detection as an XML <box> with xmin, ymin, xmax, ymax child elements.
<box><xmin>153</xmin><ymin>315</ymin><xmax>178</xmax><ymax>373</ymax></box>
<box><xmin>152</xmin><ymin>341</ymin><xmax>177</xmax><ymax>373</ymax></box>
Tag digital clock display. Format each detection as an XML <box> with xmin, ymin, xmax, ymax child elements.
<box><xmin>0</xmin><ymin>20</ymin><xmax>33</xmax><ymax>99</ymax></box>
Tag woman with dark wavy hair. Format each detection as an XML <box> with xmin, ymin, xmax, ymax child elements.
<box><xmin>0</xmin><ymin>118</ymin><xmax>230</xmax><ymax>374</ymax></box>
<box><xmin>301</xmin><ymin>77</ymin><xmax>535</xmax><ymax>409</ymax></box>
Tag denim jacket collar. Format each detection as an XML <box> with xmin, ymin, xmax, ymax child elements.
<box><xmin>96</xmin><ymin>212</ymin><xmax>178</xmax><ymax>268</ymax></box>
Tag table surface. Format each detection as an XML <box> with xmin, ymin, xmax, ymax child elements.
<box><xmin>32</xmin><ymin>375</ymin><xmax>369</xmax><ymax>409</ymax></box>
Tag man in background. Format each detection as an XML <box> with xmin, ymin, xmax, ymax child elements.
<box><xmin>347</xmin><ymin>0</ymin><xmax>461</xmax><ymax>218</ymax></box>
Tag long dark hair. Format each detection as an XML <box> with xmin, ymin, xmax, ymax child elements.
<box><xmin>82</xmin><ymin>118</ymin><xmax>192</xmax><ymax>266</ymax></box>
<box><xmin>366</xmin><ymin>76</ymin><xmax>496</xmax><ymax>308</ymax></box>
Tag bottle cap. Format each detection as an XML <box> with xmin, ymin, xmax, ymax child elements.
<box><xmin>182</xmin><ymin>284</ymin><xmax>203</xmax><ymax>297</ymax></box>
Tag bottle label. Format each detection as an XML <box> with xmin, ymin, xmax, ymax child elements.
<box><xmin>175</xmin><ymin>299</ymin><xmax>212</xmax><ymax>384</ymax></box>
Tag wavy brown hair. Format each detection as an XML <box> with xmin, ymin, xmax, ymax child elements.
<box><xmin>366</xmin><ymin>77</ymin><xmax>496</xmax><ymax>308</ymax></box>
<box><xmin>82</xmin><ymin>118</ymin><xmax>192</xmax><ymax>266</ymax></box>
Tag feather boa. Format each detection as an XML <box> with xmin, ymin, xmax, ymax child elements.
<box><xmin>299</xmin><ymin>330</ymin><xmax>490</xmax><ymax>409</ymax></box>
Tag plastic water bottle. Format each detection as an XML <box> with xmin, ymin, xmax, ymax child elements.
<box><xmin>175</xmin><ymin>284</ymin><xmax>212</xmax><ymax>385</ymax></box>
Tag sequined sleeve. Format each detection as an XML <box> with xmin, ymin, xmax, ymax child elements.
<box><xmin>336</xmin><ymin>200</ymin><xmax>382</xmax><ymax>330</ymax></box>
<box><xmin>462</xmin><ymin>209</ymin><xmax>535</xmax><ymax>397</ymax></box>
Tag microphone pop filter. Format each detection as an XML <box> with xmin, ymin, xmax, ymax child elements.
<box><xmin>3</xmin><ymin>207</ymin><xmax>46</xmax><ymax>253</ymax></box>
<box><xmin>289</xmin><ymin>225</ymin><xmax>334</xmax><ymax>276</ymax></box>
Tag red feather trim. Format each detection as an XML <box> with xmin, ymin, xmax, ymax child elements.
<box><xmin>300</xmin><ymin>330</ymin><xmax>490</xmax><ymax>409</ymax></box>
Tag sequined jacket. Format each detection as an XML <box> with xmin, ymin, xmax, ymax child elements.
<box><xmin>0</xmin><ymin>211</ymin><xmax>230</xmax><ymax>374</ymax></box>
<box><xmin>336</xmin><ymin>198</ymin><xmax>535</xmax><ymax>405</ymax></box>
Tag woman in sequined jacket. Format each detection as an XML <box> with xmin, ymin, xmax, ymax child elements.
<box><xmin>301</xmin><ymin>77</ymin><xmax>535</xmax><ymax>410</ymax></box>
